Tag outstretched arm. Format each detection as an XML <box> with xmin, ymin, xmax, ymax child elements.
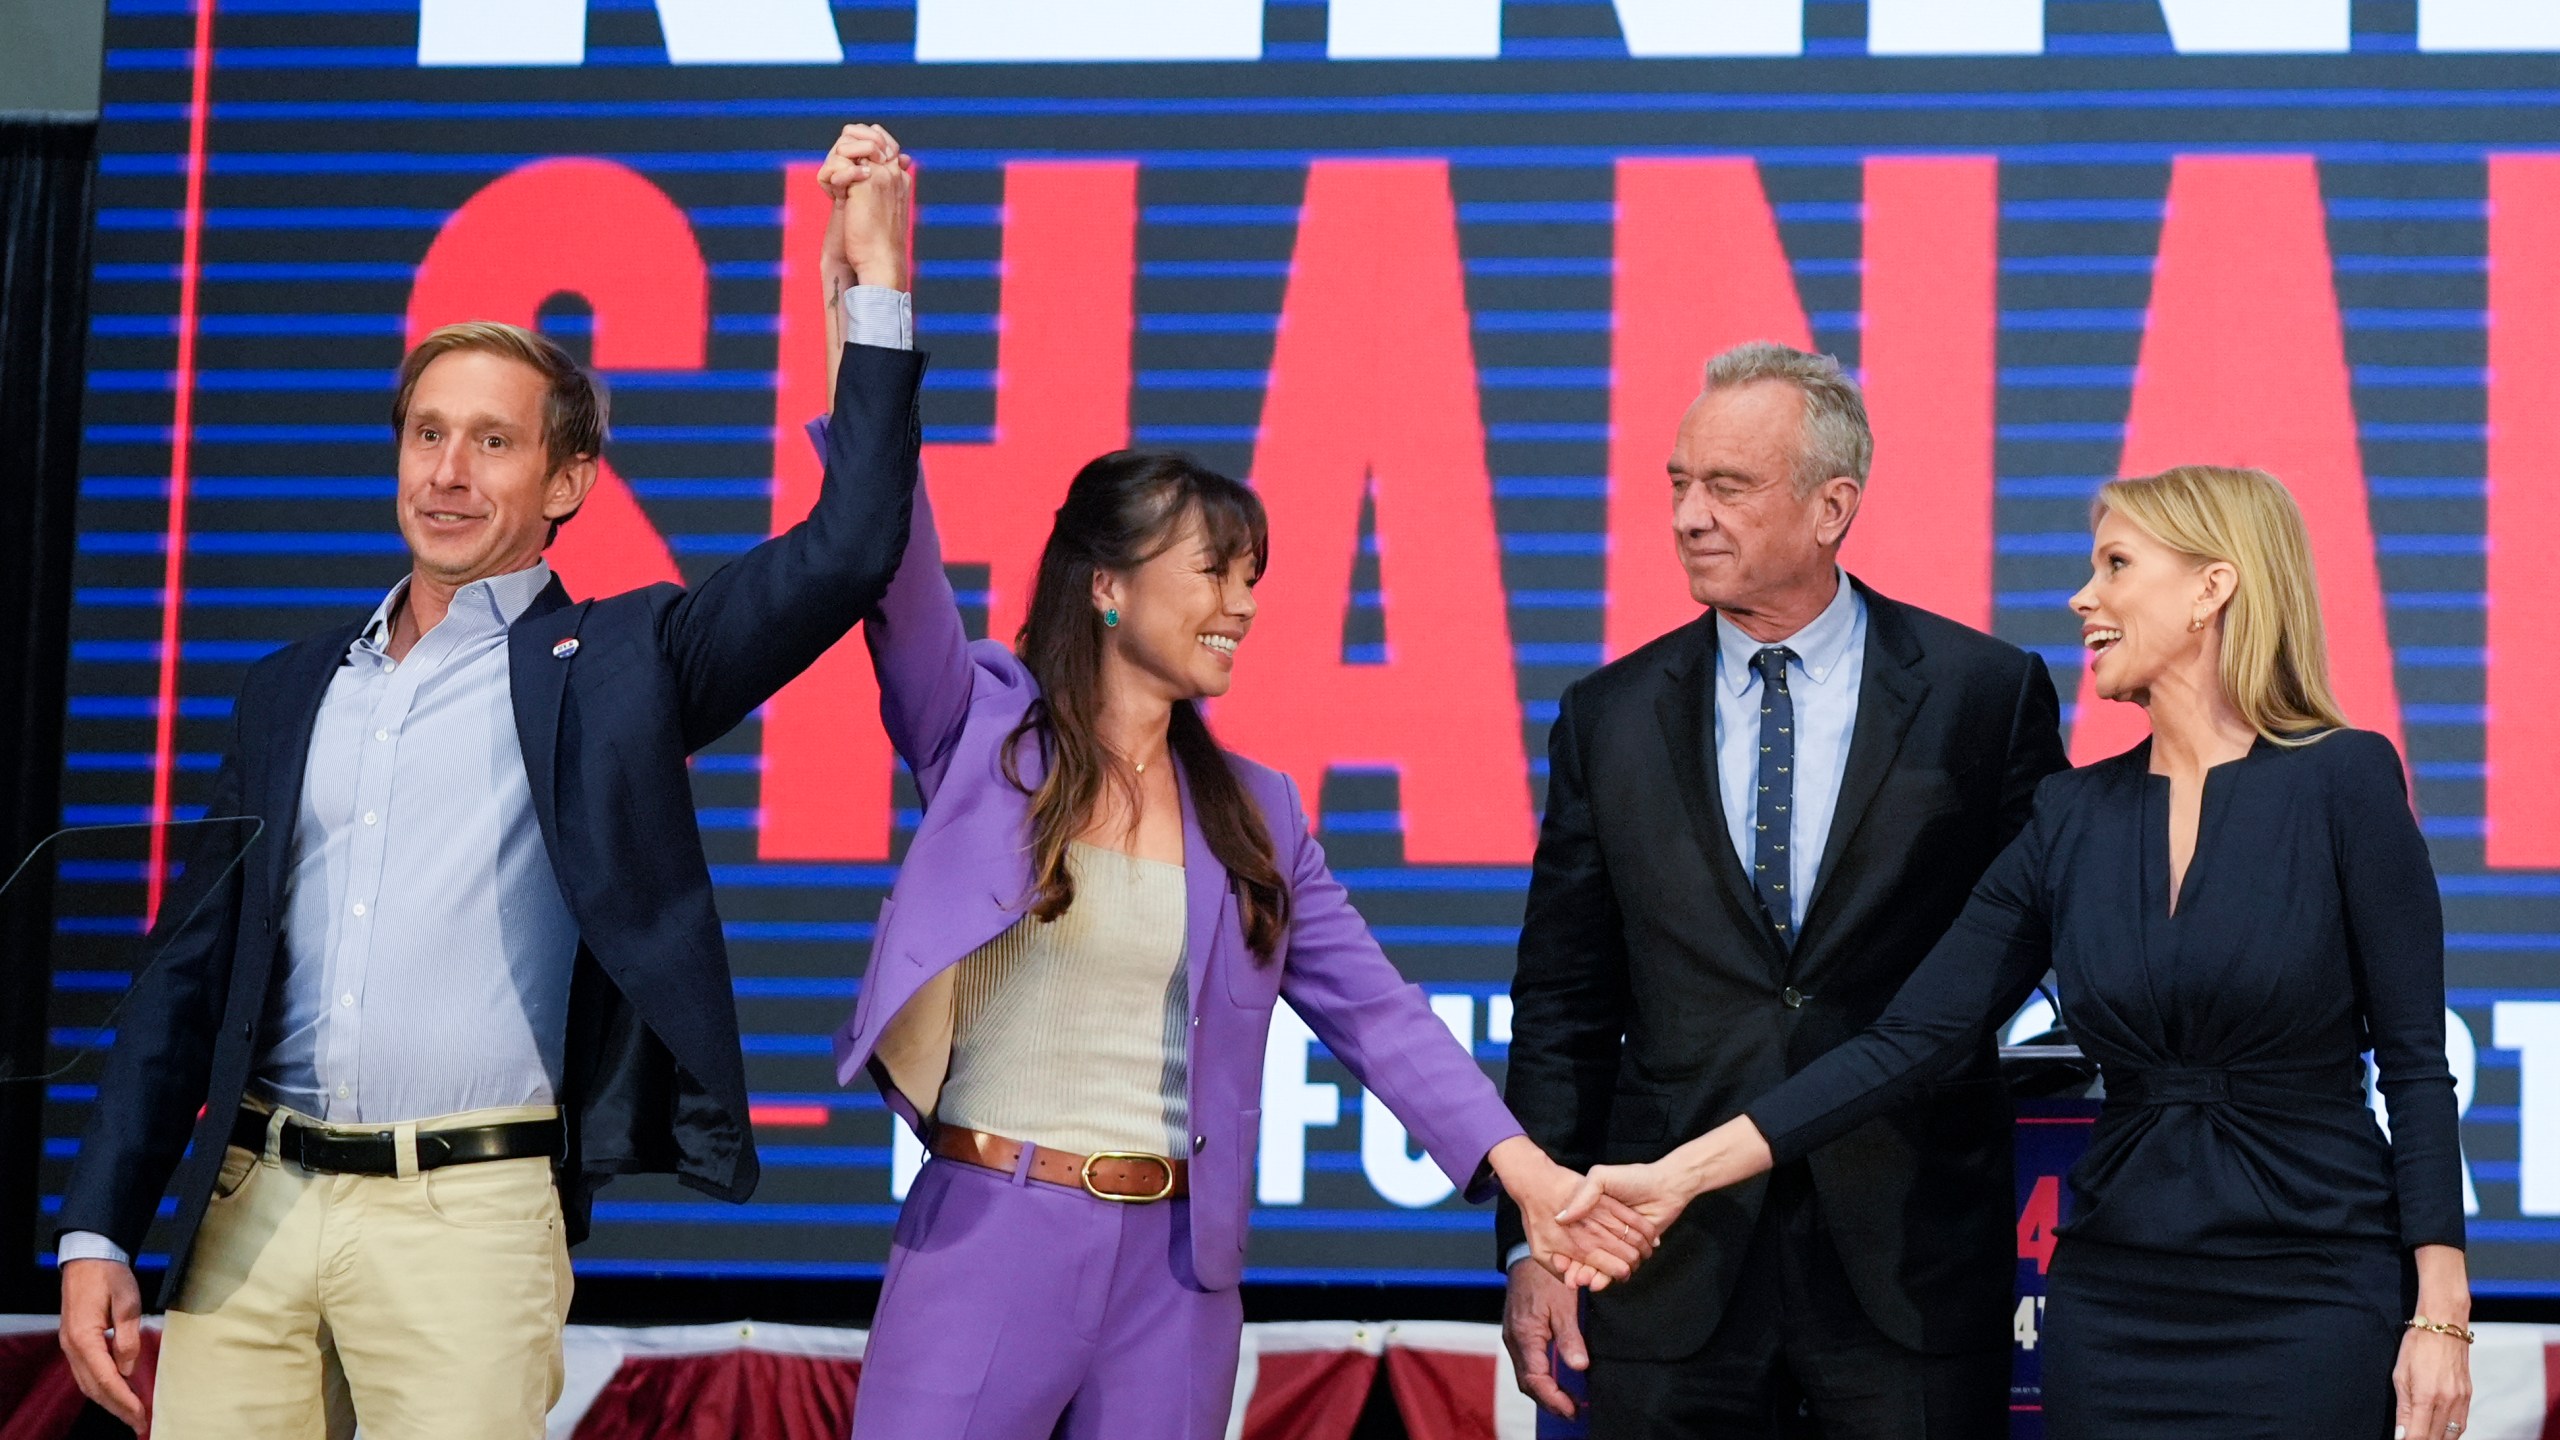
<box><xmin>1560</xmin><ymin>786</ymin><xmax>2059</xmax><ymax>1258</ymax></box>
<box><xmin>655</xmin><ymin>130</ymin><xmax>923</xmax><ymax>749</ymax></box>
<box><xmin>1266</xmin><ymin>774</ymin><xmax>1654</xmax><ymax>1282</ymax></box>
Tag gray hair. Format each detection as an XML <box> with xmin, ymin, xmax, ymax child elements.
<box><xmin>1701</xmin><ymin>341</ymin><xmax>1873</xmax><ymax>493</ymax></box>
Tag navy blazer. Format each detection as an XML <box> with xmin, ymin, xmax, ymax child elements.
<box><xmin>57</xmin><ymin>343</ymin><xmax>925</xmax><ymax>1300</ymax></box>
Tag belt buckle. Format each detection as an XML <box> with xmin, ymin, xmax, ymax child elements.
<box><xmin>1080</xmin><ymin>1151</ymin><xmax>1175</xmax><ymax>1204</ymax></box>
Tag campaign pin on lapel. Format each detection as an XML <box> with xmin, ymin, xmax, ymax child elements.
<box><xmin>552</xmin><ymin>638</ymin><xmax>580</xmax><ymax>660</ymax></box>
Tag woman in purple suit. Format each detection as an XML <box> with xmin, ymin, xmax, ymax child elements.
<box><xmin>806</xmin><ymin>129</ymin><xmax>1652</xmax><ymax>1440</ymax></box>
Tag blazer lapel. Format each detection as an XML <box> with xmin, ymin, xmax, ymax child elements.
<box><xmin>1652</xmin><ymin>619</ymin><xmax>1786</xmax><ymax>965</ymax></box>
<box><xmin>1174</xmin><ymin>754</ymin><xmax>1230</xmax><ymax>1019</ymax></box>
<box><xmin>506</xmin><ymin>578</ymin><xmax>583</xmax><ymax>858</ymax></box>
<box><xmin>1796</xmin><ymin>582</ymin><xmax>1930</xmax><ymax>954</ymax></box>
<box><xmin>260</xmin><ymin>619</ymin><xmax>368</xmax><ymax>909</ymax></box>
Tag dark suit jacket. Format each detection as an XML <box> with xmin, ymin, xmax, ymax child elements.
<box><xmin>56</xmin><ymin>342</ymin><xmax>924</xmax><ymax>1302</ymax></box>
<box><xmin>1498</xmin><ymin>577</ymin><xmax>2067</xmax><ymax>1361</ymax></box>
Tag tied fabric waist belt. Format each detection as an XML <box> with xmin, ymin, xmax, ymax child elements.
<box><xmin>931</xmin><ymin>1125</ymin><xmax>1189</xmax><ymax>1203</ymax></box>
<box><xmin>233</xmin><ymin>1106</ymin><xmax>564</xmax><ymax>1177</ymax></box>
<box><xmin>2109</xmin><ymin>1062</ymin><xmax>2362</xmax><ymax>1109</ymax></box>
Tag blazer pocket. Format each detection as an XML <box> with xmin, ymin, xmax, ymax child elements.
<box><xmin>1232</xmin><ymin>1108</ymin><xmax>1259</xmax><ymax>1252</ymax></box>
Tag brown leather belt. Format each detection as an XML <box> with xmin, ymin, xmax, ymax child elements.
<box><xmin>931</xmin><ymin>1126</ymin><xmax>1188</xmax><ymax>1203</ymax></box>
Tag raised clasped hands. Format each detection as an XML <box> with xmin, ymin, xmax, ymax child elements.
<box><xmin>1486</xmin><ymin>1136</ymin><xmax>1659</xmax><ymax>1291</ymax></box>
<box><xmin>817</xmin><ymin>122</ymin><xmax>914</xmax><ymax>295</ymax></box>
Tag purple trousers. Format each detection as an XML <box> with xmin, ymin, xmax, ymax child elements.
<box><xmin>850</xmin><ymin>1155</ymin><xmax>1245</xmax><ymax>1440</ymax></box>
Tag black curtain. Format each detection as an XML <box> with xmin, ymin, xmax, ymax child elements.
<box><xmin>0</xmin><ymin>116</ymin><xmax>98</xmax><ymax>1314</ymax></box>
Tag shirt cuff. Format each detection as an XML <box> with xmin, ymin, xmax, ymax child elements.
<box><xmin>1504</xmin><ymin>1242</ymin><xmax>1536</xmax><ymax>1273</ymax></box>
<box><xmin>841</xmin><ymin>285</ymin><xmax>913</xmax><ymax>352</ymax></box>
<box><xmin>58</xmin><ymin>1231</ymin><xmax>131</xmax><ymax>1268</ymax></box>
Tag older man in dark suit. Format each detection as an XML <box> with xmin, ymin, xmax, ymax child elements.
<box><xmin>1499</xmin><ymin>343</ymin><xmax>2068</xmax><ymax>1437</ymax></box>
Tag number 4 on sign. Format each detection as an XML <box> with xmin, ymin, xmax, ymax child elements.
<box><xmin>2016</xmin><ymin>1173</ymin><xmax>2062</xmax><ymax>1275</ymax></box>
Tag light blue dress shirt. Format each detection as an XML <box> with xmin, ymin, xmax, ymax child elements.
<box><xmin>251</xmin><ymin>561</ymin><xmax>580</xmax><ymax>1123</ymax></box>
<box><xmin>1712</xmin><ymin>573</ymin><xmax>1867</xmax><ymax>932</ymax></box>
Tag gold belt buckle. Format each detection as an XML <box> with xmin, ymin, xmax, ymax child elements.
<box><xmin>1080</xmin><ymin>1151</ymin><xmax>1175</xmax><ymax>1203</ymax></box>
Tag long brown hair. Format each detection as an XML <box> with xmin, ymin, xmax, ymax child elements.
<box><xmin>1002</xmin><ymin>451</ymin><xmax>1292</xmax><ymax>960</ymax></box>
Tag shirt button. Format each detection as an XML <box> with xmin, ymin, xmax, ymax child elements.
<box><xmin>1781</xmin><ymin>986</ymin><xmax>1804</xmax><ymax>1009</ymax></box>
<box><xmin>340</xmin><ymin>994</ymin><xmax>354</xmax><ymax>1008</ymax></box>
<box><xmin>1191</xmin><ymin>1015</ymin><xmax>1202</xmax><ymax>1028</ymax></box>
<box><xmin>363</xmin><ymin>811</ymin><xmax>377</xmax><ymax>826</ymax></box>
<box><xmin>336</xmin><ymin>1084</ymin><xmax>350</xmax><ymax>1099</ymax></box>
<box><xmin>351</xmin><ymin>902</ymin><xmax>367</xmax><ymax>917</ymax></box>
<box><xmin>1192</xmin><ymin>1135</ymin><xmax>1206</xmax><ymax>1153</ymax></box>
<box><xmin>375</xmin><ymin>729</ymin><xmax>388</xmax><ymax>742</ymax></box>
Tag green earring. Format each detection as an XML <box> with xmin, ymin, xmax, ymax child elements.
<box><xmin>1103</xmin><ymin>607</ymin><xmax>1120</xmax><ymax>628</ymax></box>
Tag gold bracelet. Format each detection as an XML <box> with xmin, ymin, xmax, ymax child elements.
<box><xmin>2406</xmin><ymin>1315</ymin><xmax>2476</xmax><ymax>1345</ymax></box>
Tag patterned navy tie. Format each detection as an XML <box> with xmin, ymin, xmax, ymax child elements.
<box><xmin>1751</xmin><ymin>646</ymin><xmax>1799</xmax><ymax>946</ymax></box>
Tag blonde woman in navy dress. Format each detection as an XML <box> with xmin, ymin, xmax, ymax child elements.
<box><xmin>1555</xmin><ymin>465</ymin><xmax>2473</xmax><ymax>1439</ymax></box>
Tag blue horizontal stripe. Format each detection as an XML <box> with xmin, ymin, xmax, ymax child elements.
<box><xmin>760</xmin><ymin>1148</ymin><xmax>887</xmax><ymax>1168</ymax></box>
<box><xmin>749</xmin><ymin>1091</ymin><xmax>883</xmax><ymax>1111</ymax></box>
<box><xmin>738</xmin><ymin>1033</ymin><xmax>833</xmax><ymax>1055</ymax></box>
<box><xmin>51</xmin><ymin>971</ymin><xmax>134</xmax><ymax>991</ymax></box>
<box><xmin>69</xmin><ymin>696</ymin><xmax>233</xmax><ymax>719</ymax></box>
<box><xmin>1503</xmin><ymin>533</ymin><xmax>1606</xmax><ymax>555</ymax></box>
<box><xmin>104</xmin><ymin>90</ymin><xmax>2560</xmax><ymax>130</ymax></box>
<box><xmin>724</xmin><ymin>921</ymin><xmax>872</xmax><ymax>942</ymax></box>
<box><xmin>733</xmin><ymin>977</ymin><xmax>856</xmax><ymax>999</ymax></box>
<box><xmin>1488</xmin><ymin>423</ymin><xmax>1609</xmax><ymax>443</ymax></box>
<box><xmin>1371</xmin><ymin>925</ymin><xmax>1519</xmax><ymax>946</ymax></box>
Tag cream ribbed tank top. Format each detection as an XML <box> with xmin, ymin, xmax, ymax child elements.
<box><xmin>934</xmin><ymin>842</ymin><xmax>1190</xmax><ymax>1156</ymax></box>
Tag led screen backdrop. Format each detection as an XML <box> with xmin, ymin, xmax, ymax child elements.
<box><xmin>38</xmin><ymin>0</ymin><xmax>2560</xmax><ymax>1291</ymax></box>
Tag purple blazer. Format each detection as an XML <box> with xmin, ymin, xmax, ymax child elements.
<box><xmin>828</xmin><ymin>471</ymin><xmax>1525</xmax><ymax>1292</ymax></box>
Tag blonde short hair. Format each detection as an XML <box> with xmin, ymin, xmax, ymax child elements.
<box><xmin>2093</xmin><ymin>465</ymin><xmax>2349</xmax><ymax>746</ymax></box>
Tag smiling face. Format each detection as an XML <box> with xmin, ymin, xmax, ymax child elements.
<box><xmin>394</xmin><ymin>349</ymin><xmax>595</xmax><ymax>589</ymax></box>
<box><xmin>2071</xmin><ymin>506</ymin><xmax>2235</xmax><ymax>705</ymax></box>
<box><xmin>1093</xmin><ymin>506</ymin><xmax>1259</xmax><ymax>704</ymax></box>
<box><xmin>1667</xmin><ymin>381</ymin><xmax>1861</xmax><ymax>627</ymax></box>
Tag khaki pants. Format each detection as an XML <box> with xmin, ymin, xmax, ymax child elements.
<box><xmin>155</xmin><ymin>1104</ymin><xmax>573</xmax><ymax>1440</ymax></box>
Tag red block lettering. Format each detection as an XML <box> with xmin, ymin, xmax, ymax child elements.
<box><xmin>757</xmin><ymin>162</ymin><xmax>1138</xmax><ymax>859</ymax></box>
<box><xmin>1605</xmin><ymin>159</ymin><xmax>1812</xmax><ymax>661</ymax></box>
<box><xmin>2486</xmin><ymin>156</ymin><xmax>2560</xmax><ymax>867</ymax></box>
<box><xmin>1605</xmin><ymin>157</ymin><xmax>2001</xmax><ymax>653</ymax></box>
<box><xmin>1212</xmin><ymin>161</ymin><xmax>1535</xmax><ymax>862</ymax></box>
<box><xmin>2017</xmin><ymin>1173</ymin><xmax>2061</xmax><ymax>1275</ymax></box>
<box><xmin>1852</xmin><ymin>156</ymin><xmax>1999</xmax><ymax>629</ymax></box>
<box><xmin>407</xmin><ymin>158</ymin><xmax>698</xmax><ymax>599</ymax></box>
<box><xmin>2072</xmin><ymin>157</ymin><xmax>2403</xmax><ymax>764</ymax></box>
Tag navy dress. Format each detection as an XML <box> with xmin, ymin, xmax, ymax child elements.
<box><xmin>1745</xmin><ymin>730</ymin><xmax>2464</xmax><ymax>1438</ymax></box>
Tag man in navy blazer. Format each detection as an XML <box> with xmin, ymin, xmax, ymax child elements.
<box><xmin>55</xmin><ymin>127</ymin><xmax>922</xmax><ymax>1437</ymax></box>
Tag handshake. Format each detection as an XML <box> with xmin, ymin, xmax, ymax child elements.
<box><xmin>1490</xmin><ymin>1120</ymin><xmax>1775</xmax><ymax>1420</ymax></box>
<box><xmin>1486</xmin><ymin>1136</ymin><xmax>1695</xmax><ymax>1292</ymax></box>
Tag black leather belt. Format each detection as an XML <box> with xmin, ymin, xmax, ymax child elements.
<box><xmin>231</xmin><ymin>1106</ymin><xmax>563</xmax><ymax>1176</ymax></box>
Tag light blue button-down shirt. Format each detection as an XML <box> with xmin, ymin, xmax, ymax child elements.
<box><xmin>251</xmin><ymin>560</ymin><xmax>581</xmax><ymax>1123</ymax></box>
<box><xmin>1713</xmin><ymin>573</ymin><xmax>1867</xmax><ymax>932</ymax></box>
